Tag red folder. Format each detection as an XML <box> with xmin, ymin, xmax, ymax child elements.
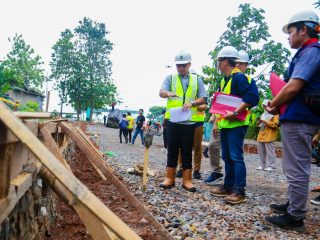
<box><xmin>270</xmin><ymin>72</ymin><xmax>287</xmax><ymax>115</ymax></box>
<box><xmin>210</xmin><ymin>92</ymin><xmax>248</xmax><ymax>121</ymax></box>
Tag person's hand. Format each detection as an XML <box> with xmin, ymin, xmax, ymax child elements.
<box><xmin>183</xmin><ymin>103</ymin><xmax>192</xmax><ymax>110</ymax></box>
<box><xmin>312</xmin><ymin>138</ymin><xmax>319</xmax><ymax>147</ymax></box>
<box><xmin>167</xmin><ymin>92</ymin><xmax>178</xmax><ymax>98</ymax></box>
<box><xmin>224</xmin><ymin>110</ymin><xmax>236</xmax><ymax>120</ymax></box>
<box><xmin>264</xmin><ymin>105</ymin><xmax>280</xmax><ymax>115</ymax></box>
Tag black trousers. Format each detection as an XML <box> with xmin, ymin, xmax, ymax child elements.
<box><xmin>163</xmin><ymin>126</ymin><xmax>168</xmax><ymax>149</ymax></box>
<box><xmin>127</xmin><ymin>129</ymin><xmax>133</xmax><ymax>143</ymax></box>
<box><xmin>119</xmin><ymin>129</ymin><xmax>128</xmax><ymax>143</ymax></box>
<box><xmin>166</xmin><ymin>121</ymin><xmax>195</xmax><ymax>169</ymax></box>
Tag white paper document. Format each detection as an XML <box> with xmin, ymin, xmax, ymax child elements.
<box><xmin>215</xmin><ymin>94</ymin><xmax>242</xmax><ymax>108</ymax></box>
<box><xmin>169</xmin><ymin>107</ymin><xmax>191</xmax><ymax>123</ymax></box>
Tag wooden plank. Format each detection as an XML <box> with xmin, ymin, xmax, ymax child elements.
<box><xmin>43</xmin><ymin>122</ymin><xmax>62</xmax><ymax>134</ymax></box>
<box><xmin>76</xmin><ymin>127</ymin><xmax>104</xmax><ymax>157</ymax></box>
<box><xmin>0</xmin><ymin>127</ymin><xmax>18</xmax><ymax>145</ymax></box>
<box><xmin>11</xmin><ymin>173</ymin><xmax>33</xmax><ymax>199</ymax></box>
<box><xmin>10</xmin><ymin>142</ymin><xmax>29</xmax><ymax>180</ymax></box>
<box><xmin>14</xmin><ymin>112</ymin><xmax>51</xmax><ymax>119</ymax></box>
<box><xmin>41</xmin><ymin>127</ymin><xmax>71</xmax><ymax>171</ymax></box>
<box><xmin>0</xmin><ymin>102</ymin><xmax>141</xmax><ymax>240</ymax></box>
<box><xmin>75</xmin><ymin>201</ymin><xmax>118</xmax><ymax>240</ymax></box>
<box><xmin>0</xmin><ymin>141</ymin><xmax>14</xmax><ymax>198</ymax></box>
<box><xmin>0</xmin><ymin>173</ymin><xmax>33</xmax><ymax>224</ymax></box>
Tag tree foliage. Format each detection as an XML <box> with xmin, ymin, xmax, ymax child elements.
<box><xmin>147</xmin><ymin>106</ymin><xmax>166</xmax><ymax>120</ymax></box>
<box><xmin>3</xmin><ymin>34</ymin><xmax>44</xmax><ymax>92</ymax></box>
<box><xmin>0</xmin><ymin>63</ymin><xmax>23</xmax><ymax>95</ymax></box>
<box><xmin>203</xmin><ymin>3</ymin><xmax>291</xmax><ymax>97</ymax></box>
<box><xmin>50</xmin><ymin>18</ymin><xmax>117</xmax><ymax>120</ymax></box>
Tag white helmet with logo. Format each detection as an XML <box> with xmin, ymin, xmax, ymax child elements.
<box><xmin>282</xmin><ymin>10</ymin><xmax>320</xmax><ymax>33</ymax></box>
<box><xmin>216</xmin><ymin>46</ymin><xmax>239</xmax><ymax>59</ymax></box>
<box><xmin>175</xmin><ymin>51</ymin><xmax>192</xmax><ymax>64</ymax></box>
<box><xmin>236</xmin><ymin>50</ymin><xmax>250</xmax><ymax>63</ymax></box>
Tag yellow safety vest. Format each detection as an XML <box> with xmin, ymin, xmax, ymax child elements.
<box><xmin>165</xmin><ymin>73</ymin><xmax>200</xmax><ymax>121</ymax></box>
<box><xmin>218</xmin><ymin>68</ymin><xmax>250</xmax><ymax>129</ymax></box>
<box><xmin>126</xmin><ymin>116</ymin><xmax>134</xmax><ymax>129</ymax></box>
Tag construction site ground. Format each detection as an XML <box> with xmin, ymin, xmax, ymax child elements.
<box><xmin>50</xmin><ymin>123</ymin><xmax>320</xmax><ymax>240</ymax></box>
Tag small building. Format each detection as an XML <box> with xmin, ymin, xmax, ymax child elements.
<box><xmin>7</xmin><ymin>86</ymin><xmax>45</xmax><ymax>110</ymax></box>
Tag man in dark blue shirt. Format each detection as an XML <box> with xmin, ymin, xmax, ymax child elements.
<box><xmin>210</xmin><ymin>46</ymin><xmax>258</xmax><ymax>204</ymax></box>
<box><xmin>132</xmin><ymin>109</ymin><xmax>146</xmax><ymax>145</ymax></box>
<box><xmin>265</xmin><ymin>10</ymin><xmax>320</xmax><ymax>232</ymax></box>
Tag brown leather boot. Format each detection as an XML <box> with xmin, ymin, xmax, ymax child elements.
<box><xmin>160</xmin><ymin>167</ymin><xmax>176</xmax><ymax>189</ymax></box>
<box><xmin>182</xmin><ymin>169</ymin><xmax>196</xmax><ymax>192</ymax></box>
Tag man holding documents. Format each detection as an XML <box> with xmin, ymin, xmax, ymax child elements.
<box><xmin>264</xmin><ymin>10</ymin><xmax>320</xmax><ymax>231</ymax></box>
<box><xmin>210</xmin><ymin>46</ymin><xmax>258</xmax><ymax>204</ymax></box>
<box><xmin>159</xmin><ymin>51</ymin><xmax>207</xmax><ymax>192</ymax></box>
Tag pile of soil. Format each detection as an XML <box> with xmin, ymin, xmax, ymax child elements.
<box><xmin>48</xmin><ymin>149</ymin><xmax>163</xmax><ymax>239</ymax></box>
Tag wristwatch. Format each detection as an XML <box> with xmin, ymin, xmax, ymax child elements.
<box><xmin>233</xmin><ymin>111</ymin><xmax>239</xmax><ymax>117</ymax></box>
<box><xmin>190</xmin><ymin>101</ymin><xmax>195</xmax><ymax>107</ymax></box>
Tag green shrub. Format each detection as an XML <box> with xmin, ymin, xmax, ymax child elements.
<box><xmin>19</xmin><ymin>101</ymin><xmax>39</xmax><ymax>112</ymax></box>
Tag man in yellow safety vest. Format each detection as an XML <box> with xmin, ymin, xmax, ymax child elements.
<box><xmin>159</xmin><ymin>51</ymin><xmax>207</xmax><ymax>192</ymax></box>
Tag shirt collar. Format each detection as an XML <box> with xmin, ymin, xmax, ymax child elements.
<box><xmin>302</xmin><ymin>38</ymin><xmax>318</xmax><ymax>48</ymax></box>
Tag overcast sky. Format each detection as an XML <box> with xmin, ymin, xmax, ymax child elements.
<box><xmin>0</xmin><ymin>0</ymin><xmax>318</xmax><ymax>113</ymax></box>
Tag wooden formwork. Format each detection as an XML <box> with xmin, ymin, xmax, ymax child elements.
<box><xmin>0</xmin><ymin>102</ymin><xmax>174</xmax><ymax>240</ymax></box>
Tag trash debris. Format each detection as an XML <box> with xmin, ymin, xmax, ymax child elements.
<box><xmin>105</xmin><ymin>151</ymin><xmax>117</xmax><ymax>157</ymax></box>
<box><xmin>126</xmin><ymin>164</ymin><xmax>155</xmax><ymax>176</ymax></box>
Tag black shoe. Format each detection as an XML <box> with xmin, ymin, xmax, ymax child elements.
<box><xmin>176</xmin><ymin>169</ymin><xmax>183</xmax><ymax>178</ymax></box>
<box><xmin>193</xmin><ymin>171</ymin><xmax>201</xmax><ymax>179</ymax></box>
<box><xmin>203</xmin><ymin>147</ymin><xmax>209</xmax><ymax>158</ymax></box>
<box><xmin>182</xmin><ymin>184</ymin><xmax>196</xmax><ymax>192</ymax></box>
<box><xmin>204</xmin><ymin>172</ymin><xmax>223</xmax><ymax>183</ymax></box>
<box><xmin>270</xmin><ymin>201</ymin><xmax>289</xmax><ymax>214</ymax></box>
<box><xmin>265</xmin><ymin>213</ymin><xmax>306</xmax><ymax>232</ymax></box>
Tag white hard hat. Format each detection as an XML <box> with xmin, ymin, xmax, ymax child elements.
<box><xmin>175</xmin><ymin>51</ymin><xmax>192</xmax><ymax>64</ymax></box>
<box><xmin>236</xmin><ymin>50</ymin><xmax>250</xmax><ymax>63</ymax></box>
<box><xmin>282</xmin><ymin>10</ymin><xmax>320</xmax><ymax>33</ymax></box>
<box><xmin>217</xmin><ymin>46</ymin><xmax>239</xmax><ymax>59</ymax></box>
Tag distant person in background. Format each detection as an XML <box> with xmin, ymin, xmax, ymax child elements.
<box><xmin>103</xmin><ymin>115</ymin><xmax>107</xmax><ymax>126</ymax></box>
<box><xmin>256</xmin><ymin>107</ymin><xmax>279</xmax><ymax>171</ymax></box>
<box><xmin>118</xmin><ymin>113</ymin><xmax>128</xmax><ymax>143</ymax></box>
<box><xmin>126</xmin><ymin>112</ymin><xmax>134</xmax><ymax>143</ymax></box>
<box><xmin>132</xmin><ymin>109</ymin><xmax>145</xmax><ymax>145</ymax></box>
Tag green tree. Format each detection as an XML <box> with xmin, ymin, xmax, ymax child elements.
<box><xmin>147</xmin><ymin>106</ymin><xmax>166</xmax><ymax>120</ymax></box>
<box><xmin>3</xmin><ymin>34</ymin><xmax>44</xmax><ymax>92</ymax></box>
<box><xmin>0</xmin><ymin>63</ymin><xmax>23</xmax><ymax>95</ymax></box>
<box><xmin>203</xmin><ymin>3</ymin><xmax>291</xmax><ymax>96</ymax></box>
<box><xmin>50</xmin><ymin>29</ymin><xmax>75</xmax><ymax>116</ymax></box>
<box><xmin>50</xmin><ymin>18</ymin><xmax>116</xmax><ymax>121</ymax></box>
<box><xmin>74</xmin><ymin>17</ymin><xmax>114</xmax><ymax>121</ymax></box>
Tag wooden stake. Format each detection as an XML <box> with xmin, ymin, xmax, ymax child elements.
<box><xmin>142</xmin><ymin>147</ymin><xmax>149</xmax><ymax>191</ymax></box>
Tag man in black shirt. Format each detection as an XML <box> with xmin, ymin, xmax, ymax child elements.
<box><xmin>132</xmin><ymin>109</ymin><xmax>146</xmax><ymax>145</ymax></box>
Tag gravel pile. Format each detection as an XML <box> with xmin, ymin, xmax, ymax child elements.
<box><xmin>88</xmin><ymin>124</ymin><xmax>320</xmax><ymax>239</ymax></box>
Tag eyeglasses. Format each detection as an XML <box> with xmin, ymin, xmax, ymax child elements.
<box><xmin>176</xmin><ymin>64</ymin><xmax>188</xmax><ymax>68</ymax></box>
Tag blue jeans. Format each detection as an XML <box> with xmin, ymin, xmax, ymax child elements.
<box><xmin>132</xmin><ymin>128</ymin><xmax>144</xmax><ymax>145</ymax></box>
<box><xmin>220</xmin><ymin>126</ymin><xmax>248</xmax><ymax>192</ymax></box>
